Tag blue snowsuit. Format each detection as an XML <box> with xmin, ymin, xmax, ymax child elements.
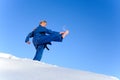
<box><xmin>25</xmin><ymin>25</ymin><xmax>63</xmax><ymax>61</ymax></box>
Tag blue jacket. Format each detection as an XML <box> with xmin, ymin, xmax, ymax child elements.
<box><xmin>25</xmin><ymin>25</ymin><xmax>59</xmax><ymax>48</ymax></box>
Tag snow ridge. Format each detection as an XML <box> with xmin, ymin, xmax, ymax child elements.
<box><xmin>0</xmin><ymin>52</ymin><xmax>119</xmax><ymax>80</ymax></box>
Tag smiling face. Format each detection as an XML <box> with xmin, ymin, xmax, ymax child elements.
<box><xmin>40</xmin><ymin>21</ymin><xmax>47</xmax><ymax>27</ymax></box>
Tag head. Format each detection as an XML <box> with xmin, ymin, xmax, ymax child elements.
<box><xmin>39</xmin><ymin>20</ymin><xmax>47</xmax><ymax>27</ymax></box>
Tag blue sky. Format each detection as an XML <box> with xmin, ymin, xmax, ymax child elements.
<box><xmin>0</xmin><ymin>0</ymin><xmax>120</xmax><ymax>78</ymax></box>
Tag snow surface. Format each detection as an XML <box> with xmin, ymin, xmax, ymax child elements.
<box><xmin>0</xmin><ymin>52</ymin><xmax>119</xmax><ymax>80</ymax></box>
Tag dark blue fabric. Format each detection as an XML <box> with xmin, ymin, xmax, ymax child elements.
<box><xmin>25</xmin><ymin>25</ymin><xmax>63</xmax><ymax>61</ymax></box>
<box><xmin>33</xmin><ymin>45</ymin><xmax>45</xmax><ymax>61</ymax></box>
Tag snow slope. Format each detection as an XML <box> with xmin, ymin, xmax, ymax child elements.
<box><xmin>0</xmin><ymin>53</ymin><xmax>119</xmax><ymax>80</ymax></box>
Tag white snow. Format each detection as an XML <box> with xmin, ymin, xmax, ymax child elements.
<box><xmin>0</xmin><ymin>52</ymin><xmax>119</xmax><ymax>80</ymax></box>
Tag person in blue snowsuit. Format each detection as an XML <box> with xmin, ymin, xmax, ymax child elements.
<box><xmin>25</xmin><ymin>20</ymin><xmax>69</xmax><ymax>61</ymax></box>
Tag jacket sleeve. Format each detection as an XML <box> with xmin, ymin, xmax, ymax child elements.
<box><xmin>25</xmin><ymin>31</ymin><xmax>34</xmax><ymax>42</ymax></box>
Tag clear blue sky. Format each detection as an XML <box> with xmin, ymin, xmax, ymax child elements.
<box><xmin>0</xmin><ymin>0</ymin><xmax>120</xmax><ymax>78</ymax></box>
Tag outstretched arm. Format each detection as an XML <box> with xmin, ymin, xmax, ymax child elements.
<box><xmin>25</xmin><ymin>31</ymin><xmax>34</xmax><ymax>44</ymax></box>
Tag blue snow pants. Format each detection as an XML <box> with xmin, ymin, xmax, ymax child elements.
<box><xmin>33</xmin><ymin>32</ymin><xmax>63</xmax><ymax>61</ymax></box>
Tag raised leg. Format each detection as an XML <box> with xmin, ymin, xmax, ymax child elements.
<box><xmin>61</xmin><ymin>30</ymin><xmax>69</xmax><ymax>38</ymax></box>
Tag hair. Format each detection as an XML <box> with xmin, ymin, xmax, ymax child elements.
<box><xmin>40</xmin><ymin>20</ymin><xmax>47</xmax><ymax>24</ymax></box>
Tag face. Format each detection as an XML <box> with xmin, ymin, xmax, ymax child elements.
<box><xmin>40</xmin><ymin>22</ymin><xmax>47</xmax><ymax>27</ymax></box>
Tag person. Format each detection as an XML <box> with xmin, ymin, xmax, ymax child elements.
<box><xmin>25</xmin><ymin>20</ymin><xmax>69</xmax><ymax>61</ymax></box>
